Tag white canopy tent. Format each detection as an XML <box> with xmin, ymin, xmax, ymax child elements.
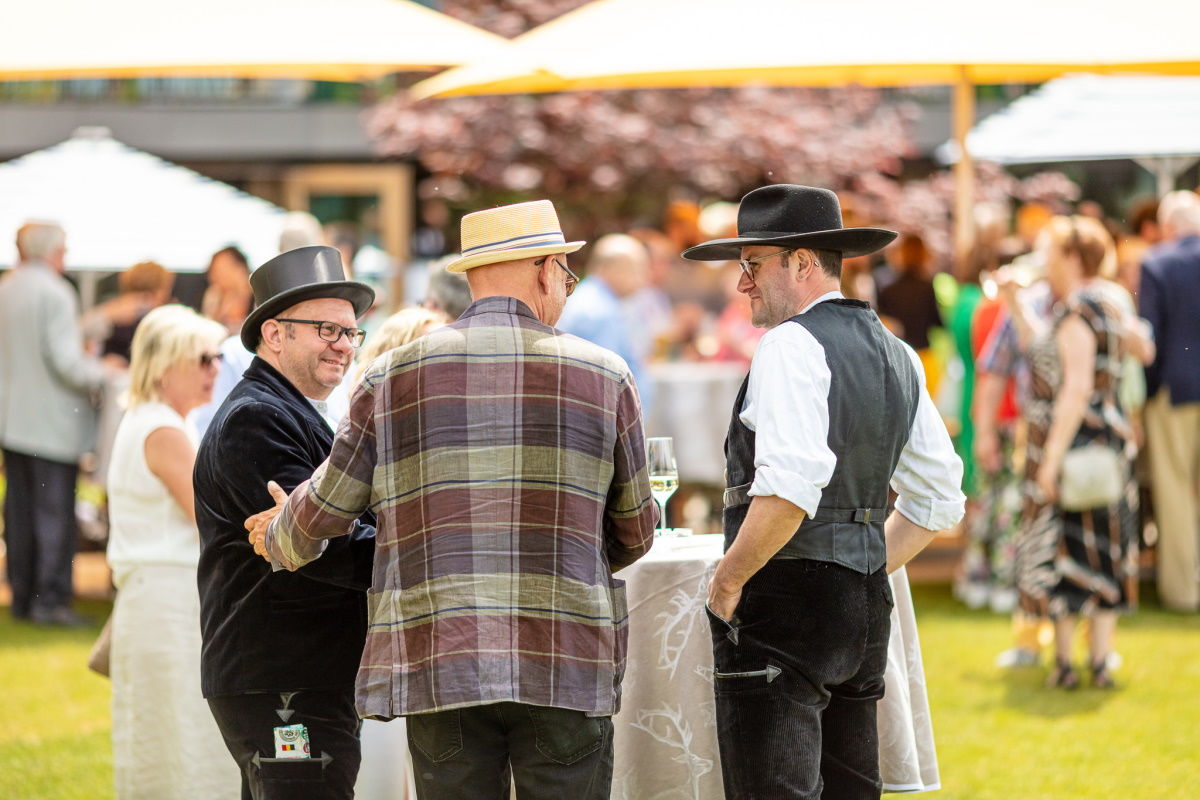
<box><xmin>0</xmin><ymin>127</ymin><xmax>289</xmax><ymax>304</ymax></box>
<box><xmin>938</xmin><ymin>73</ymin><xmax>1200</xmax><ymax>195</ymax></box>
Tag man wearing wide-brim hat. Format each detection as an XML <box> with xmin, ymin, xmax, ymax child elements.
<box><xmin>686</xmin><ymin>185</ymin><xmax>965</xmax><ymax>799</ymax></box>
<box><xmin>253</xmin><ymin>200</ymin><xmax>657</xmax><ymax>800</ymax></box>
<box><xmin>195</xmin><ymin>245</ymin><xmax>378</xmax><ymax>799</ymax></box>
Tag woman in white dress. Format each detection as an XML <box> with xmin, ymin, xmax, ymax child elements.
<box><xmin>106</xmin><ymin>304</ymin><xmax>239</xmax><ymax>799</ymax></box>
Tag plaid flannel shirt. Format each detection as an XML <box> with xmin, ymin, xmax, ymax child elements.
<box><xmin>266</xmin><ymin>296</ymin><xmax>657</xmax><ymax>718</ymax></box>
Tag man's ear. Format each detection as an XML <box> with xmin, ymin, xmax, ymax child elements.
<box><xmin>534</xmin><ymin>258</ymin><xmax>552</xmax><ymax>294</ymax></box>
<box><xmin>259</xmin><ymin>320</ymin><xmax>282</xmax><ymax>354</ymax></box>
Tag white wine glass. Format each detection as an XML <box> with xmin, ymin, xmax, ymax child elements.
<box><xmin>647</xmin><ymin>437</ymin><xmax>679</xmax><ymax>537</ymax></box>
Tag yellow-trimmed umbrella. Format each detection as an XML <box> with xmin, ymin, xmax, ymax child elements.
<box><xmin>1</xmin><ymin>0</ymin><xmax>509</xmax><ymax>81</ymax></box>
<box><xmin>411</xmin><ymin>0</ymin><xmax>1200</xmax><ymax>256</ymax></box>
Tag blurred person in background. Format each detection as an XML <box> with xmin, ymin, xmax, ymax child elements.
<box><xmin>105</xmin><ymin>305</ymin><xmax>237</xmax><ymax>800</ymax></box>
<box><xmin>877</xmin><ymin>233</ymin><xmax>944</xmax><ymax>396</ymax></box>
<box><xmin>557</xmin><ymin>233</ymin><xmax>653</xmax><ymax>410</ymax></box>
<box><xmin>0</xmin><ymin>221</ymin><xmax>107</xmax><ymax>626</ymax></box>
<box><xmin>279</xmin><ymin>210</ymin><xmax>327</xmax><ymax>254</ymax></box>
<box><xmin>202</xmin><ymin>246</ymin><xmax>254</xmax><ymax>336</ymax></box>
<box><xmin>627</xmin><ymin>228</ymin><xmax>677</xmax><ymax>359</ymax></box>
<box><xmin>422</xmin><ymin>261</ymin><xmax>473</xmax><ymax>321</ymax></box>
<box><xmin>352</xmin><ymin>306</ymin><xmax>446</xmax><ymax>386</ymax></box>
<box><xmin>1001</xmin><ymin>215</ymin><xmax>1153</xmax><ymax>689</ymax></box>
<box><xmin>1116</xmin><ymin>198</ymin><xmax>1161</xmax><ymax>297</ymax></box>
<box><xmin>83</xmin><ymin>260</ymin><xmax>175</xmax><ymax>366</ymax></box>
<box><xmin>1139</xmin><ymin>191</ymin><xmax>1200</xmax><ymax>612</ymax></box>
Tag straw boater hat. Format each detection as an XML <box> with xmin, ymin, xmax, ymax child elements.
<box><xmin>444</xmin><ymin>199</ymin><xmax>585</xmax><ymax>273</ymax></box>
<box><xmin>682</xmin><ymin>184</ymin><xmax>896</xmax><ymax>261</ymax></box>
<box><xmin>241</xmin><ymin>245</ymin><xmax>375</xmax><ymax>351</ymax></box>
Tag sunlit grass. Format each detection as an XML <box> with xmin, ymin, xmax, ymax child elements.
<box><xmin>2</xmin><ymin>588</ymin><xmax>1197</xmax><ymax>799</ymax></box>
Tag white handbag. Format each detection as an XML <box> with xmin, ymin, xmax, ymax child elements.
<box><xmin>1059</xmin><ymin>443</ymin><xmax>1124</xmax><ymax>512</ymax></box>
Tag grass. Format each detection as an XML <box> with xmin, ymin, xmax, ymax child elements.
<box><xmin>1</xmin><ymin>587</ymin><xmax>1197</xmax><ymax>799</ymax></box>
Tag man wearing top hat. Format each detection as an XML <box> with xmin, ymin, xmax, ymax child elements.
<box><xmin>194</xmin><ymin>246</ymin><xmax>376</xmax><ymax>800</ymax></box>
<box><xmin>684</xmin><ymin>185</ymin><xmax>965</xmax><ymax>800</ymax></box>
<box><xmin>248</xmin><ymin>200</ymin><xmax>657</xmax><ymax>800</ymax></box>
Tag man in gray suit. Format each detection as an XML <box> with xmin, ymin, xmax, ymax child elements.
<box><xmin>0</xmin><ymin>222</ymin><xmax>106</xmax><ymax>625</ymax></box>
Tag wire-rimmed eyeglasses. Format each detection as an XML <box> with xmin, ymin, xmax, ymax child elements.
<box><xmin>738</xmin><ymin>248</ymin><xmax>793</xmax><ymax>281</ymax></box>
<box><xmin>535</xmin><ymin>255</ymin><xmax>580</xmax><ymax>297</ymax></box>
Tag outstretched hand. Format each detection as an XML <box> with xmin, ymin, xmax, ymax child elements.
<box><xmin>245</xmin><ymin>481</ymin><xmax>290</xmax><ymax>562</ymax></box>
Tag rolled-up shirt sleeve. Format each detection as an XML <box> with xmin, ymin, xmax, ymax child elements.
<box><xmin>743</xmin><ymin>327</ymin><xmax>835</xmax><ymax>517</ymax></box>
<box><xmin>891</xmin><ymin>343</ymin><xmax>966</xmax><ymax>531</ymax></box>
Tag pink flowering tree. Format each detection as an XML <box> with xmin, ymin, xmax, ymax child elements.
<box><xmin>367</xmin><ymin>0</ymin><xmax>1076</xmax><ymax>267</ymax></box>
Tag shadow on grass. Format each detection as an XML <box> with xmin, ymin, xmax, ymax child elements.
<box><xmin>997</xmin><ymin>664</ymin><xmax>1118</xmax><ymax>717</ymax></box>
<box><xmin>1</xmin><ymin>598</ymin><xmax>112</xmax><ymax>647</ymax></box>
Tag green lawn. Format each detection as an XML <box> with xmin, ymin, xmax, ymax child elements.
<box><xmin>2</xmin><ymin>587</ymin><xmax>1197</xmax><ymax>799</ymax></box>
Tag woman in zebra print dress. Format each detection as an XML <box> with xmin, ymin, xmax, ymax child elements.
<box><xmin>1000</xmin><ymin>215</ymin><xmax>1154</xmax><ymax>689</ymax></box>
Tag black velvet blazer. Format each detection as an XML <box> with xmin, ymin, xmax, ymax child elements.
<box><xmin>195</xmin><ymin>357</ymin><xmax>374</xmax><ymax>698</ymax></box>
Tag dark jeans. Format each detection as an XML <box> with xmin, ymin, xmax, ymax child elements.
<box><xmin>406</xmin><ymin>702</ymin><xmax>613</xmax><ymax>800</ymax></box>
<box><xmin>207</xmin><ymin>688</ymin><xmax>361</xmax><ymax>800</ymax></box>
<box><xmin>708</xmin><ymin>559</ymin><xmax>893</xmax><ymax>800</ymax></box>
<box><xmin>2</xmin><ymin>448</ymin><xmax>78</xmax><ymax>617</ymax></box>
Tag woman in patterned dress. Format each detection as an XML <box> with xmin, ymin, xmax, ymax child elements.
<box><xmin>1000</xmin><ymin>215</ymin><xmax>1154</xmax><ymax>689</ymax></box>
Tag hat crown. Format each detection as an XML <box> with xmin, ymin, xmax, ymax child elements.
<box><xmin>459</xmin><ymin>200</ymin><xmax>569</xmax><ymax>260</ymax></box>
<box><xmin>250</xmin><ymin>245</ymin><xmax>348</xmax><ymax>306</ymax></box>
<box><xmin>737</xmin><ymin>184</ymin><xmax>845</xmax><ymax>239</ymax></box>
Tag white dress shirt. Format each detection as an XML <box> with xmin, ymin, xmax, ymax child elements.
<box><xmin>741</xmin><ymin>291</ymin><xmax>965</xmax><ymax>532</ymax></box>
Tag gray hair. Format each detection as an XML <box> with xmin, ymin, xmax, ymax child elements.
<box><xmin>426</xmin><ymin>265</ymin><xmax>472</xmax><ymax>320</ymax></box>
<box><xmin>16</xmin><ymin>221</ymin><xmax>66</xmax><ymax>262</ymax></box>
<box><xmin>585</xmin><ymin>234</ymin><xmax>648</xmax><ymax>275</ymax></box>
<box><xmin>1159</xmin><ymin>191</ymin><xmax>1200</xmax><ymax>236</ymax></box>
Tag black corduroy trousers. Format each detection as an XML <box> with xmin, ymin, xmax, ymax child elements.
<box><xmin>708</xmin><ymin>559</ymin><xmax>893</xmax><ymax>800</ymax></box>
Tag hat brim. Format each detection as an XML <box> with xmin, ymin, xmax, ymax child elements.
<box><xmin>241</xmin><ymin>280</ymin><xmax>376</xmax><ymax>351</ymax></box>
<box><xmin>682</xmin><ymin>228</ymin><xmax>897</xmax><ymax>261</ymax></box>
<box><xmin>444</xmin><ymin>241</ymin><xmax>586</xmax><ymax>274</ymax></box>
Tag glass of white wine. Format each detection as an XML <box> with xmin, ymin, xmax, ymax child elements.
<box><xmin>647</xmin><ymin>437</ymin><xmax>679</xmax><ymax>537</ymax></box>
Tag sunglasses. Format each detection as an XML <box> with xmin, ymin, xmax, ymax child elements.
<box><xmin>198</xmin><ymin>352</ymin><xmax>223</xmax><ymax>368</ymax></box>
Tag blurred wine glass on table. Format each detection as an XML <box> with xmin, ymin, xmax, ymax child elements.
<box><xmin>647</xmin><ymin>437</ymin><xmax>679</xmax><ymax>536</ymax></box>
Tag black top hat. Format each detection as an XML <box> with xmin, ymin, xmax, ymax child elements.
<box><xmin>682</xmin><ymin>184</ymin><xmax>896</xmax><ymax>261</ymax></box>
<box><xmin>241</xmin><ymin>246</ymin><xmax>375</xmax><ymax>351</ymax></box>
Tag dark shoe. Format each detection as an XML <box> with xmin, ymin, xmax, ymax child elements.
<box><xmin>30</xmin><ymin>606</ymin><xmax>91</xmax><ymax>628</ymax></box>
<box><xmin>1089</xmin><ymin>658</ymin><xmax>1117</xmax><ymax>690</ymax></box>
<box><xmin>1047</xmin><ymin>658</ymin><xmax>1080</xmax><ymax>690</ymax></box>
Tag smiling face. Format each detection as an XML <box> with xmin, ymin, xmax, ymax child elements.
<box><xmin>271</xmin><ymin>297</ymin><xmax>358</xmax><ymax>400</ymax></box>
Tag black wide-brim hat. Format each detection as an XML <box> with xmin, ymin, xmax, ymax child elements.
<box><xmin>682</xmin><ymin>184</ymin><xmax>897</xmax><ymax>261</ymax></box>
<box><xmin>241</xmin><ymin>245</ymin><xmax>375</xmax><ymax>351</ymax></box>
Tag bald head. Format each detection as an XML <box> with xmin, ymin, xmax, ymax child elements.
<box><xmin>586</xmin><ymin>234</ymin><xmax>649</xmax><ymax>298</ymax></box>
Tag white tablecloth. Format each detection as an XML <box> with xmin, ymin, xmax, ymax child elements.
<box><xmin>644</xmin><ymin>362</ymin><xmax>746</xmax><ymax>484</ymax></box>
<box><xmin>611</xmin><ymin>535</ymin><xmax>940</xmax><ymax>798</ymax></box>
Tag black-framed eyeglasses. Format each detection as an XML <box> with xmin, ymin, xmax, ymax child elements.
<box><xmin>198</xmin><ymin>351</ymin><xmax>223</xmax><ymax>368</ymax></box>
<box><xmin>274</xmin><ymin>318</ymin><xmax>366</xmax><ymax>348</ymax></box>
<box><xmin>738</xmin><ymin>248</ymin><xmax>793</xmax><ymax>281</ymax></box>
<box><xmin>535</xmin><ymin>255</ymin><xmax>579</xmax><ymax>297</ymax></box>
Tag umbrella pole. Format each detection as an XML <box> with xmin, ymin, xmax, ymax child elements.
<box><xmin>952</xmin><ymin>68</ymin><xmax>975</xmax><ymax>275</ymax></box>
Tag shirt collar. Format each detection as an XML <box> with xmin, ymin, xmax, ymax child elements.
<box><xmin>800</xmin><ymin>290</ymin><xmax>844</xmax><ymax>315</ymax></box>
<box><xmin>459</xmin><ymin>295</ymin><xmax>540</xmax><ymax>322</ymax></box>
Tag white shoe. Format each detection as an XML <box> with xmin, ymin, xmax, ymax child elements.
<box><xmin>995</xmin><ymin>648</ymin><xmax>1040</xmax><ymax>669</ymax></box>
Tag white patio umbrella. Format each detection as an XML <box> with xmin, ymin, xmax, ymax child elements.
<box><xmin>411</xmin><ymin>0</ymin><xmax>1200</xmax><ymax>256</ymax></box>
<box><xmin>1</xmin><ymin>0</ymin><xmax>509</xmax><ymax>80</ymax></box>
<box><xmin>0</xmin><ymin>127</ymin><xmax>287</xmax><ymax>286</ymax></box>
<box><xmin>938</xmin><ymin>73</ymin><xmax>1200</xmax><ymax>196</ymax></box>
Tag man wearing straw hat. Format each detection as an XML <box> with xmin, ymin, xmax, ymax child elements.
<box><xmin>684</xmin><ymin>185</ymin><xmax>964</xmax><ymax>800</ymax></box>
<box><xmin>249</xmin><ymin>200</ymin><xmax>657</xmax><ymax>800</ymax></box>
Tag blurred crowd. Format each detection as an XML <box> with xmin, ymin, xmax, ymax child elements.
<box><xmin>2</xmin><ymin>185</ymin><xmax>1198</xmax><ymax>672</ymax></box>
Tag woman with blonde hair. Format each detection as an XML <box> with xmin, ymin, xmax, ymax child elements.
<box><xmin>105</xmin><ymin>304</ymin><xmax>239</xmax><ymax>799</ymax></box>
<box><xmin>352</xmin><ymin>306</ymin><xmax>446</xmax><ymax>385</ymax></box>
<box><xmin>1001</xmin><ymin>215</ymin><xmax>1153</xmax><ymax>690</ymax></box>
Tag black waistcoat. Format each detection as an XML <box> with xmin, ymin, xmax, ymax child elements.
<box><xmin>723</xmin><ymin>299</ymin><xmax>919</xmax><ymax>574</ymax></box>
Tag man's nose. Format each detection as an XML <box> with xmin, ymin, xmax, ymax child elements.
<box><xmin>737</xmin><ymin>271</ymin><xmax>754</xmax><ymax>294</ymax></box>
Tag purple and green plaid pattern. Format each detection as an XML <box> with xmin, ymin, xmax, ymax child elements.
<box><xmin>268</xmin><ymin>296</ymin><xmax>656</xmax><ymax>718</ymax></box>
